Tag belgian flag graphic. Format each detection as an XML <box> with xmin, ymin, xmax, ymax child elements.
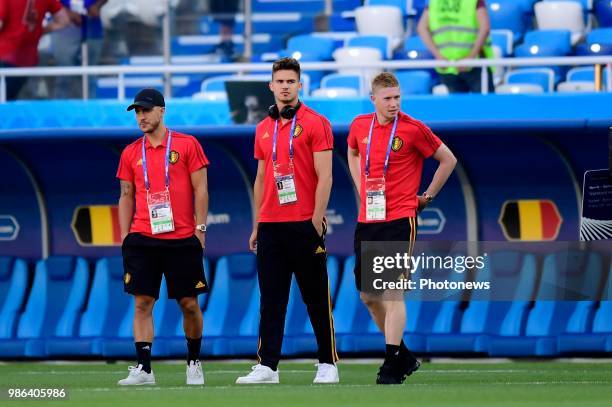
<box><xmin>71</xmin><ymin>205</ymin><xmax>121</xmax><ymax>246</ymax></box>
<box><xmin>499</xmin><ymin>200</ymin><xmax>563</xmax><ymax>241</ymax></box>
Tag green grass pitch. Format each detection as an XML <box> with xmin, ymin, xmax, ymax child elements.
<box><xmin>1</xmin><ymin>361</ymin><xmax>611</xmax><ymax>406</ymax></box>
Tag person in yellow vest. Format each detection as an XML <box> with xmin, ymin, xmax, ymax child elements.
<box><xmin>417</xmin><ymin>0</ymin><xmax>495</xmax><ymax>93</ymax></box>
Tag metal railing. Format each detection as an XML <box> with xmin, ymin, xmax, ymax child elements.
<box><xmin>1</xmin><ymin>56</ymin><xmax>611</xmax><ymax>103</ymax></box>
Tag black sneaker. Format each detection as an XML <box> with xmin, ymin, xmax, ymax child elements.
<box><xmin>402</xmin><ymin>357</ymin><xmax>421</xmax><ymax>378</ymax></box>
<box><xmin>376</xmin><ymin>364</ymin><xmax>402</xmax><ymax>385</ymax></box>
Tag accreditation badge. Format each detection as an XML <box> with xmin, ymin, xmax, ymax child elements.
<box><xmin>147</xmin><ymin>188</ymin><xmax>175</xmax><ymax>234</ymax></box>
<box><xmin>365</xmin><ymin>177</ymin><xmax>386</xmax><ymax>221</ymax></box>
<box><xmin>273</xmin><ymin>161</ymin><xmax>298</xmax><ymax>205</ymax></box>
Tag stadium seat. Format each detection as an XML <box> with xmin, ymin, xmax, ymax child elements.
<box><xmin>334</xmin><ymin>256</ymin><xmax>383</xmax><ymax>353</ymax></box>
<box><xmin>196</xmin><ymin>73</ymin><xmax>311</xmax><ymax>100</ymax></box>
<box><xmin>311</xmin><ymin>88</ymin><xmax>361</xmax><ymax>98</ymax></box>
<box><xmin>558</xmin><ymin>263</ymin><xmax>612</xmax><ymax>353</ymax></box>
<box><xmin>488</xmin><ymin>1</ymin><xmax>529</xmax><ymax>42</ymax></box>
<box><xmin>320</xmin><ymin>73</ymin><xmax>366</xmax><ymax>95</ymax></box>
<box><xmin>488</xmin><ymin>250</ymin><xmax>604</xmax><ymax>356</ymax></box>
<box><xmin>515</xmin><ymin>30</ymin><xmax>573</xmax><ymax>57</ymax></box>
<box><xmin>426</xmin><ymin>252</ymin><xmax>538</xmax><ymax>354</ymax></box>
<box><xmin>595</xmin><ymin>0</ymin><xmax>612</xmax><ymax>27</ymax></box>
<box><xmin>576</xmin><ymin>27</ymin><xmax>612</xmax><ymax>55</ymax></box>
<box><xmin>347</xmin><ymin>35</ymin><xmax>391</xmax><ymax>60</ymax></box>
<box><xmin>366</xmin><ymin>0</ymin><xmax>409</xmax><ymax>16</ymax></box>
<box><xmin>490</xmin><ymin>29</ymin><xmax>515</xmax><ymax>57</ymax></box>
<box><xmin>154</xmin><ymin>259</ymin><xmax>211</xmax><ymax>357</ymax></box>
<box><xmin>556</xmin><ymin>66</ymin><xmax>610</xmax><ymax>92</ymax></box>
<box><xmin>496</xmin><ymin>84</ymin><xmax>546</xmax><ymax>94</ymax></box>
<box><xmin>0</xmin><ymin>257</ymin><xmax>28</xmax><ymax>339</ymax></box>
<box><xmin>395</xmin><ymin>70</ymin><xmax>433</xmax><ymax>94</ymax></box>
<box><xmin>0</xmin><ymin>257</ymin><xmax>89</xmax><ymax>358</ymax></box>
<box><xmin>284</xmin><ymin>256</ymin><xmax>342</xmax><ymax>355</ymax></box>
<box><xmin>399</xmin><ymin>36</ymin><xmax>434</xmax><ymax>60</ymax></box>
<box><xmin>96</xmin><ymin>75</ymin><xmax>201</xmax><ymax>99</ymax></box>
<box><xmin>100</xmin><ymin>269</ymin><xmax>169</xmax><ymax>358</ymax></box>
<box><xmin>354</xmin><ymin>6</ymin><xmax>405</xmax><ymax>49</ymax></box>
<box><xmin>535</xmin><ymin>1</ymin><xmax>586</xmax><ymax>45</ymax></box>
<box><xmin>45</xmin><ymin>257</ymin><xmax>131</xmax><ymax>357</ymax></box>
<box><xmin>498</xmin><ymin>68</ymin><xmax>556</xmax><ymax>93</ymax></box>
<box><xmin>333</xmin><ymin>47</ymin><xmax>383</xmax><ymax>83</ymax></box>
<box><xmin>171</xmin><ymin>34</ymin><xmax>283</xmax><ymax>57</ymax></box>
<box><xmin>283</xmin><ymin>35</ymin><xmax>337</xmax><ymax>61</ymax></box>
<box><xmin>203</xmin><ymin>254</ymin><xmax>259</xmax><ymax>356</ymax></box>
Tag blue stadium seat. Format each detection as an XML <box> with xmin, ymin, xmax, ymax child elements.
<box><xmin>490</xmin><ymin>29</ymin><xmax>514</xmax><ymax>57</ymax></box>
<box><xmin>576</xmin><ymin>27</ymin><xmax>612</xmax><ymax>55</ymax></box>
<box><xmin>565</xmin><ymin>66</ymin><xmax>610</xmax><ymax>83</ymax></box>
<box><xmin>96</xmin><ymin>75</ymin><xmax>202</xmax><ymax>99</ymax></box>
<box><xmin>558</xmin><ymin>263</ymin><xmax>612</xmax><ymax>353</ymax></box>
<box><xmin>171</xmin><ymin>34</ymin><xmax>284</xmax><ymax>57</ymax></box>
<box><xmin>154</xmin><ymin>259</ymin><xmax>211</xmax><ymax>358</ymax></box>
<box><xmin>595</xmin><ymin>0</ymin><xmax>612</xmax><ymax>27</ymax></box>
<box><xmin>334</xmin><ymin>256</ymin><xmax>381</xmax><ymax>353</ymax></box>
<box><xmin>395</xmin><ymin>70</ymin><xmax>433</xmax><ymax>94</ymax></box>
<box><xmin>0</xmin><ymin>257</ymin><xmax>89</xmax><ymax>358</ymax></box>
<box><xmin>284</xmin><ymin>256</ymin><xmax>342</xmax><ymax>355</ymax></box>
<box><xmin>283</xmin><ymin>35</ymin><xmax>337</xmax><ymax>61</ymax></box>
<box><xmin>399</xmin><ymin>36</ymin><xmax>433</xmax><ymax>60</ymax></box>
<box><xmin>45</xmin><ymin>257</ymin><xmax>130</xmax><ymax>356</ymax></box>
<box><xmin>0</xmin><ymin>257</ymin><xmax>28</xmax><ymax>339</ymax></box>
<box><xmin>515</xmin><ymin>30</ymin><xmax>573</xmax><ymax>56</ymax></box>
<box><xmin>426</xmin><ymin>252</ymin><xmax>538</xmax><ymax>354</ymax></box>
<box><xmin>488</xmin><ymin>1</ymin><xmax>529</xmax><ymax>42</ymax></box>
<box><xmin>203</xmin><ymin>254</ymin><xmax>259</xmax><ymax>356</ymax></box>
<box><xmin>347</xmin><ymin>35</ymin><xmax>391</xmax><ymax>59</ymax></box>
<box><xmin>320</xmin><ymin>73</ymin><xmax>366</xmax><ymax>95</ymax></box>
<box><xmin>504</xmin><ymin>68</ymin><xmax>556</xmax><ymax>92</ymax></box>
<box><xmin>488</xmin><ymin>251</ymin><xmax>604</xmax><ymax>356</ymax></box>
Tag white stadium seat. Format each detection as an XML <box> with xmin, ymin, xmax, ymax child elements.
<box><xmin>535</xmin><ymin>1</ymin><xmax>586</xmax><ymax>45</ymax></box>
<box><xmin>311</xmin><ymin>88</ymin><xmax>360</xmax><ymax>98</ymax></box>
<box><xmin>495</xmin><ymin>84</ymin><xmax>545</xmax><ymax>94</ymax></box>
<box><xmin>354</xmin><ymin>6</ymin><xmax>404</xmax><ymax>50</ymax></box>
<box><xmin>332</xmin><ymin>47</ymin><xmax>383</xmax><ymax>83</ymax></box>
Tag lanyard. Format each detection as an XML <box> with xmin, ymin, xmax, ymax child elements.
<box><xmin>365</xmin><ymin>114</ymin><xmax>399</xmax><ymax>178</ymax></box>
<box><xmin>141</xmin><ymin>130</ymin><xmax>172</xmax><ymax>191</ymax></box>
<box><xmin>272</xmin><ymin>114</ymin><xmax>298</xmax><ymax>163</ymax></box>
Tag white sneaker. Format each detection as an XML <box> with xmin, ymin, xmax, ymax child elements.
<box><xmin>235</xmin><ymin>364</ymin><xmax>279</xmax><ymax>384</ymax></box>
<box><xmin>186</xmin><ymin>360</ymin><xmax>205</xmax><ymax>385</ymax></box>
<box><xmin>117</xmin><ymin>364</ymin><xmax>155</xmax><ymax>386</ymax></box>
<box><xmin>313</xmin><ymin>363</ymin><xmax>339</xmax><ymax>384</ymax></box>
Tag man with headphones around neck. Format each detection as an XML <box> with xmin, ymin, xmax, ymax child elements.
<box><xmin>236</xmin><ymin>57</ymin><xmax>339</xmax><ymax>385</ymax></box>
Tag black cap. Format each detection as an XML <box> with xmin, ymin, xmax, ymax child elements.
<box><xmin>127</xmin><ymin>88</ymin><xmax>165</xmax><ymax>111</ymax></box>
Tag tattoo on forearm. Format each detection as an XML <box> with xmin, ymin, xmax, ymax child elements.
<box><xmin>120</xmin><ymin>181</ymin><xmax>133</xmax><ymax>197</ymax></box>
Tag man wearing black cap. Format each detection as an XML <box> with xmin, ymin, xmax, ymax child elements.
<box><xmin>116</xmin><ymin>88</ymin><xmax>210</xmax><ymax>386</ymax></box>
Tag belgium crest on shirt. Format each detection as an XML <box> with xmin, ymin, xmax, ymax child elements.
<box><xmin>293</xmin><ymin>124</ymin><xmax>303</xmax><ymax>138</ymax></box>
<box><xmin>169</xmin><ymin>150</ymin><xmax>180</xmax><ymax>164</ymax></box>
<box><xmin>392</xmin><ymin>136</ymin><xmax>403</xmax><ymax>152</ymax></box>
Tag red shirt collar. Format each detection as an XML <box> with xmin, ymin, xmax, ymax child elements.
<box><xmin>373</xmin><ymin>111</ymin><xmax>403</xmax><ymax>129</ymax></box>
<box><xmin>143</xmin><ymin>129</ymin><xmax>170</xmax><ymax>149</ymax></box>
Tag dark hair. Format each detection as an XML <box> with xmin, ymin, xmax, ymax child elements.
<box><xmin>272</xmin><ymin>57</ymin><xmax>301</xmax><ymax>79</ymax></box>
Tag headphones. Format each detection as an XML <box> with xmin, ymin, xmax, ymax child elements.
<box><xmin>268</xmin><ymin>100</ymin><xmax>302</xmax><ymax>120</ymax></box>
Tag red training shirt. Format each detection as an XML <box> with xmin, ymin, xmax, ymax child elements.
<box><xmin>347</xmin><ymin>111</ymin><xmax>442</xmax><ymax>223</ymax></box>
<box><xmin>116</xmin><ymin>130</ymin><xmax>209</xmax><ymax>239</ymax></box>
<box><xmin>0</xmin><ymin>0</ymin><xmax>63</xmax><ymax>67</ymax></box>
<box><xmin>254</xmin><ymin>103</ymin><xmax>334</xmax><ymax>222</ymax></box>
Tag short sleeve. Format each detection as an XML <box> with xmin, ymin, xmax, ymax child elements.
<box><xmin>49</xmin><ymin>0</ymin><xmax>63</xmax><ymax>14</ymax></box>
<box><xmin>116</xmin><ymin>148</ymin><xmax>134</xmax><ymax>182</ymax></box>
<box><xmin>347</xmin><ymin>120</ymin><xmax>359</xmax><ymax>150</ymax></box>
<box><xmin>254</xmin><ymin>126</ymin><xmax>264</xmax><ymax>160</ymax></box>
<box><xmin>310</xmin><ymin>116</ymin><xmax>334</xmax><ymax>152</ymax></box>
<box><xmin>187</xmin><ymin>138</ymin><xmax>209</xmax><ymax>173</ymax></box>
<box><xmin>412</xmin><ymin>123</ymin><xmax>442</xmax><ymax>158</ymax></box>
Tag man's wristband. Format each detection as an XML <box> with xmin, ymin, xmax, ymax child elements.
<box><xmin>195</xmin><ymin>224</ymin><xmax>207</xmax><ymax>233</ymax></box>
<box><xmin>423</xmin><ymin>192</ymin><xmax>434</xmax><ymax>203</ymax></box>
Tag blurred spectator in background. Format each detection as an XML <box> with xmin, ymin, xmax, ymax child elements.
<box><xmin>210</xmin><ymin>0</ymin><xmax>240</xmax><ymax>61</ymax></box>
<box><xmin>417</xmin><ymin>0</ymin><xmax>494</xmax><ymax>93</ymax></box>
<box><xmin>51</xmin><ymin>0</ymin><xmax>107</xmax><ymax>98</ymax></box>
<box><xmin>0</xmin><ymin>0</ymin><xmax>70</xmax><ymax>100</ymax></box>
